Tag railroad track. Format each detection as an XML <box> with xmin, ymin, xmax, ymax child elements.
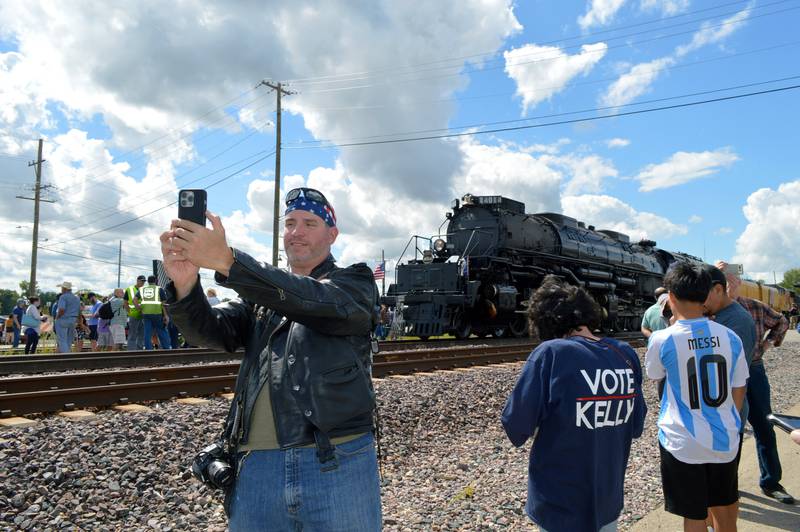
<box><xmin>0</xmin><ymin>337</ymin><xmax>536</xmax><ymax>375</ymax></box>
<box><xmin>0</xmin><ymin>334</ymin><xmax>644</xmax><ymax>417</ymax></box>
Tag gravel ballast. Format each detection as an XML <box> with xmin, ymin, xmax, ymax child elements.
<box><xmin>2</xmin><ymin>331</ymin><xmax>799</xmax><ymax>531</ymax></box>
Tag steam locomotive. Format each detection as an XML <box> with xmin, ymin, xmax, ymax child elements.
<box><xmin>383</xmin><ymin>193</ymin><xmax>704</xmax><ymax>339</ymax></box>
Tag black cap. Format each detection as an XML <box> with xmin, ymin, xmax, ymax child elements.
<box><xmin>137</xmin><ymin>275</ymin><xmax>146</xmax><ymax>281</ymax></box>
<box><xmin>704</xmin><ymin>264</ymin><xmax>727</xmax><ymax>289</ymax></box>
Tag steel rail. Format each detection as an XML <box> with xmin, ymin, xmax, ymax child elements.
<box><xmin>0</xmin><ymin>337</ymin><xmax>540</xmax><ymax>374</ymax></box>
<box><xmin>0</xmin><ymin>335</ymin><xmax>644</xmax><ymax>417</ymax></box>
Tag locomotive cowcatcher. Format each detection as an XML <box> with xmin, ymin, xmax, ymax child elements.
<box><xmin>383</xmin><ymin>193</ymin><xmax>701</xmax><ymax>339</ymax></box>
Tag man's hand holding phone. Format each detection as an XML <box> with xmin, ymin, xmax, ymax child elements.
<box><xmin>160</xmin><ymin>223</ymin><xmax>201</xmax><ymax>299</ymax></box>
<box><xmin>160</xmin><ymin>212</ymin><xmax>235</xmax><ymax>299</ymax></box>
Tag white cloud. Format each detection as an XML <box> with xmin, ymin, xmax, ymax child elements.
<box><xmin>640</xmin><ymin>0</ymin><xmax>690</xmax><ymax>16</ymax></box>
<box><xmin>600</xmin><ymin>2</ymin><xmax>751</xmax><ymax>106</ymax></box>
<box><xmin>514</xmin><ymin>138</ymin><xmax>571</xmax><ymax>155</ymax></box>
<box><xmin>552</xmin><ymin>154</ymin><xmax>618</xmax><ymax>195</ymax></box>
<box><xmin>733</xmin><ymin>180</ymin><xmax>800</xmax><ymax>277</ymax></box>
<box><xmin>634</xmin><ymin>148</ymin><xmax>739</xmax><ymax>192</ymax></box>
<box><xmin>238</xmin><ymin>107</ymin><xmax>274</xmax><ymax>133</ymax></box>
<box><xmin>454</xmin><ymin>138</ymin><xmax>563</xmax><ymax>213</ymax></box>
<box><xmin>0</xmin><ymin>127</ymin><xmax>192</xmax><ymax>296</ymax></box>
<box><xmin>605</xmin><ymin>137</ymin><xmax>630</xmax><ymax>148</ymax></box>
<box><xmin>600</xmin><ymin>56</ymin><xmax>675</xmax><ymax>107</ymax></box>
<box><xmin>578</xmin><ymin>0</ymin><xmax>627</xmax><ymax>29</ymax></box>
<box><xmin>688</xmin><ymin>214</ymin><xmax>703</xmax><ymax>223</ymax></box>
<box><xmin>504</xmin><ymin>42</ymin><xmax>608</xmax><ymax>113</ymax></box>
<box><xmin>282</xmin><ymin>2</ymin><xmax>522</xmax><ymax>201</ymax></box>
<box><xmin>561</xmin><ymin>194</ymin><xmax>688</xmax><ymax>241</ymax></box>
<box><xmin>0</xmin><ymin>0</ymin><xmax>522</xmax><ymax>293</ymax></box>
<box><xmin>675</xmin><ymin>2</ymin><xmax>753</xmax><ymax>58</ymax></box>
<box><xmin>715</xmin><ymin>227</ymin><xmax>733</xmax><ymax>235</ymax></box>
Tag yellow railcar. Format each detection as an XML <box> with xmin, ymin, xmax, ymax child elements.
<box><xmin>739</xmin><ymin>279</ymin><xmax>794</xmax><ymax>314</ymax></box>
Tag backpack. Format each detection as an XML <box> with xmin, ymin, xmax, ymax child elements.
<box><xmin>98</xmin><ymin>301</ymin><xmax>115</xmax><ymax>320</ymax></box>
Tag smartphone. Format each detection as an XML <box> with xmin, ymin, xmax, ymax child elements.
<box><xmin>767</xmin><ymin>413</ymin><xmax>800</xmax><ymax>433</ymax></box>
<box><xmin>723</xmin><ymin>263</ymin><xmax>743</xmax><ymax>276</ymax></box>
<box><xmin>178</xmin><ymin>189</ymin><xmax>207</xmax><ymax>226</ymax></box>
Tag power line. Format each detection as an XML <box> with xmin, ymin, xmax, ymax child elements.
<box><xmin>285</xmin><ymin>0</ymin><xmax>783</xmax><ymax>86</ymax></box>
<box><xmin>54</xmin><ymin>125</ymin><xmax>266</xmax><ymax>234</ymax></box>
<box><xmin>294</xmin><ymin>2</ymin><xmax>797</xmax><ymax>94</ymax></box>
<box><xmin>43</xmin><ymin>239</ymin><xmax>170</xmax><ymax>266</ymax></box>
<box><xmin>39</xmin><ymin>246</ymin><xmax>217</xmax><ymax>284</ymax></box>
<box><xmin>0</xmin><ymin>153</ymin><xmax>31</xmax><ymax>161</ymax></box>
<box><xmin>284</xmin><ymin>83</ymin><xmax>800</xmax><ymax>149</ymax></box>
<box><xmin>287</xmin><ymin>74</ymin><xmax>800</xmax><ymax>146</ymax></box>
<box><xmin>71</xmin><ymin>86</ymin><xmax>265</xmax><ymax>179</ymax></box>
<box><xmin>56</xmin><ymin>95</ymin><xmax>275</xmax><ymax>199</ymax></box>
<box><xmin>39</xmin><ymin>244</ymin><xmax>217</xmax><ymax>283</ymax></box>
<box><xmin>295</xmin><ymin>40</ymin><xmax>800</xmax><ymax>113</ymax></box>
<box><xmin>47</xmin><ymin>150</ymin><xmax>276</xmax><ymax>246</ymax></box>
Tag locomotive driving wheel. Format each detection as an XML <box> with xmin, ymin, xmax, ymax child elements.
<box><xmin>508</xmin><ymin>316</ymin><xmax>527</xmax><ymax>338</ymax></box>
<box><xmin>454</xmin><ymin>321</ymin><xmax>472</xmax><ymax>339</ymax></box>
<box><xmin>452</xmin><ymin>310</ymin><xmax>473</xmax><ymax>339</ymax></box>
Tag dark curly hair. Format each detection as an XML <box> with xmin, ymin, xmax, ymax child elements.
<box><xmin>527</xmin><ymin>275</ymin><xmax>602</xmax><ymax>340</ymax></box>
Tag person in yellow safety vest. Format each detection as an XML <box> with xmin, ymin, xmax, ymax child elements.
<box><xmin>124</xmin><ymin>275</ymin><xmax>146</xmax><ymax>350</ymax></box>
<box><xmin>137</xmin><ymin>275</ymin><xmax>171</xmax><ymax>350</ymax></box>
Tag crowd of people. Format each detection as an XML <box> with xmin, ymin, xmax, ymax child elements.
<box><xmin>2</xmin><ymin>275</ymin><xmax>221</xmax><ymax>354</ymax></box>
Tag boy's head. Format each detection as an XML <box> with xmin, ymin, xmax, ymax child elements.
<box><xmin>664</xmin><ymin>262</ymin><xmax>712</xmax><ymax>304</ymax></box>
<box><xmin>702</xmin><ymin>264</ymin><xmax>731</xmax><ymax>315</ymax></box>
<box><xmin>527</xmin><ymin>275</ymin><xmax>602</xmax><ymax>340</ymax></box>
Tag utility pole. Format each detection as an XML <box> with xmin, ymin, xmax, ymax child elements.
<box><xmin>117</xmin><ymin>240</ymin><xmax>122</xmax><ymax>288</ymax></box>
<box><xmin>259</xmin><ymin>80</ymin><xmax>295</xmax><ymax>266</ymax></box>
<box><xmin>17</xmin><ymin>139</ymin><xmax>54</xmax><ymax>297</ymax></box>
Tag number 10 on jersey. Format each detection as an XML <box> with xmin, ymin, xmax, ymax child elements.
<box><xmin>685</xmin><ymin>354</ymin><xmax>728</xmax><ymax>409</ymax></box>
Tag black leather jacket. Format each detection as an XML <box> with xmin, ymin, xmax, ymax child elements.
<box><xmin>165</xmin><ymin>249</ymin><xmax>378</xmax><ymax>452</ymax></box>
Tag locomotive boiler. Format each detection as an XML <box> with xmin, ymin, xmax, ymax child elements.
<box><xmin>384</xmin><ymin>193</ymin><xmax>702</xmax><ymax>339</ymax></box>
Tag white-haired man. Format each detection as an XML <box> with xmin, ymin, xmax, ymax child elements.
<box><xmin>717</xmin><ymin>261</ymin><xmax>793</xmax><ymax>505</ymax></box>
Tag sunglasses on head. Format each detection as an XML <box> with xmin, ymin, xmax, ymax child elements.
<box><xmin>285</xmin><ymin>187</ymin><xmax>329</xmax><ymax>206</ymax></box>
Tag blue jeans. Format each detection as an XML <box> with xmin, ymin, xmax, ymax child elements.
<box><xmin>228</xmin><ymin>433</ymin><xmax>382</xmax><ymax>531</ymax></box>
<box><xmin>746</xmin><ymin>362</ymin><xmax>782</xmax><ymax>489</ymax></box>
<box><xmin>167</xmin><ymin>321</ymin><xmax>181</xmax><ymax>349</ymax></box>
<box><xmin>541</xmin><ymin>520</ymin><xmax>617</xmax><ymax>532</ymax></box>
<box><xmin>12</xmin><ymin>324</ymin><xmax>21</xmax><ymax>348</ymax></box>
<box><xmin>24</xmin><ymin>328</ymin><xmax>40</xmax><ymax>354</ymax></box>
<box><xmin>55</xmin><ymin>318</ymin><xmax>76</xmax><ymax>353</ymax></box>
<box><xmin>127</xmin><ymin>317</ymin><xmax>144</xmax><ymax>350</ymax></box>
<box><xmin>142</xmin><ymin>315</ymin><xmax>170</xmax><ymax>350</ymax></box>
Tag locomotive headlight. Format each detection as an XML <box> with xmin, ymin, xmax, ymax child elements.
<box><xmin>433</xmin><ymin>238</ymin><xmax>447</xmax><ymax>253</ymax></box>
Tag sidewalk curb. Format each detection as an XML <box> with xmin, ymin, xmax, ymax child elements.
<box><xmin>632</xmin><ymin>403</ymin><xmax>800</xmax><ymax>531</ymax></box>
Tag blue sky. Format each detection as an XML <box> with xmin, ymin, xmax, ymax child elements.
<box><xmin>0</xmin><ymin>0</ymin><xmax>798</xmax><ymax>295</ymax></box>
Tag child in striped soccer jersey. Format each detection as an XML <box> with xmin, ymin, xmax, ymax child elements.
<box><xmin>645</xmin><ymin>262</ymin><xmax>748</xmax><ymax>532</ymax></box>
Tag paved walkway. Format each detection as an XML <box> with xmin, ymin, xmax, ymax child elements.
<box><xmin>633</xmin><ymin>333</ymin><xmax>800</xmax><ymax>531</ymax></box>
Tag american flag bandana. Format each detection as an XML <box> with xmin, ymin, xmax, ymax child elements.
<box><xmin>285</xmin><ymin>196</ymin><xmax>337</xmax><ymax>227</ymax></box>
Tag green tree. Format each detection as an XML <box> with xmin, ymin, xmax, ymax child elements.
<box><xmin>19</xmin><ymin>280</ymin><xmax>39</xmax><ymax>296</ymax></box>
<box><xmin>38</xmin><ymin>291</ymin><xmax>60</xmax><ymax>315</ymax></box>
<box><xmin>779</xmin><ymin>268</ymin><xmax>800</xmax><ymax>291</ymax></box>
<box><xmin>0</xmin><ymin>288</ymin><xmax>21</xmax><ymax>315</ymax></box>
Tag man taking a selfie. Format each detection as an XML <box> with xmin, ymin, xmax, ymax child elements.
<box><xmin>160</xmin><ymin>187</ymin><xmax>381</xmax><ymax>531</ymax></box>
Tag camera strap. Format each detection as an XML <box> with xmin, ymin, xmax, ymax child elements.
<box><xmin>313</xmin><ymin>430</ymin><xmax>339</xmax><ymax>472</ymax></box>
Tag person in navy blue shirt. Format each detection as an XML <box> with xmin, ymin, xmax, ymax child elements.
<box><xmin>502</xmin><ymin>276</ymin><xmax>647</xmax><ymax>532</ymax></box>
